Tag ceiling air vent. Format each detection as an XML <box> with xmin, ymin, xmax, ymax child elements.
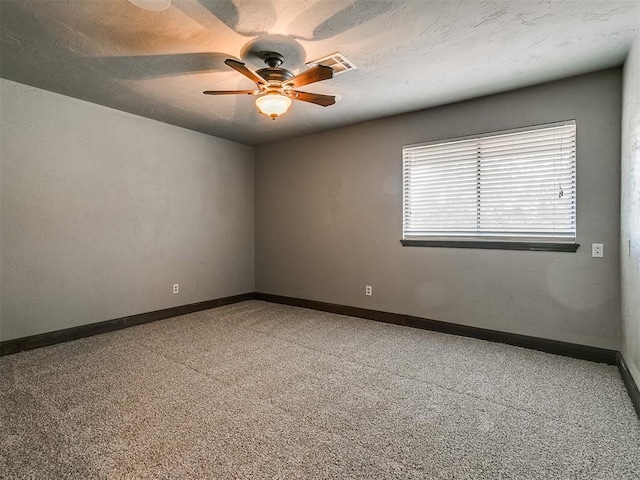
<box><xmin>305</xmin><ymin>52</ymin><xmax>356</xmax><ymax>76</ymax></box>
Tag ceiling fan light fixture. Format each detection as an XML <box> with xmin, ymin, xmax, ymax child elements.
<box><xmin>127</xmin><ymin>0</ymin><xmax>171</xmax><ymax>11</ymax></box>
<box><xmin>205</xmin><ymin>54</ymin><xmax>337</xmax><ymax>117</ymax></box>
<box><xmin>255</xmin><ymin>94</ymin><xmax>292</xmax><ymax>119</ymax></box>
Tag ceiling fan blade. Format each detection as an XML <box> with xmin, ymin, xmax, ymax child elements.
<box><xmin>284</xmin><ymin>65</ymin><xmax>334</xmax><ymax>88</ymax></box>
<box><xmin>224</xmin><ymin>59</ymin><xmax>266</xmax><ymax>86</ymax></box>
<box><xmin>203</xmin><ymin>90</ymin><xmax>258</xmax><ymax>95</ymax></box>
<box><xmin>288</xmin><ymin>91</ymin><xmax>336</xmax><ymax>107</ymax></box>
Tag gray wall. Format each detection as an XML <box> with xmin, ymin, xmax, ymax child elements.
<box><xmin>0</xmin><ymin>78</ymin><xmax>255</xmax><ymax>341</ymax></box>
<box><xmin>256</xmin><ymin>69</ymin><xmax>622</xmax><ymax>350</ymax></box>
<box><xmin>621</xmin><ymin>33</ymin><xmax>640</xmax><ymax>384</ymax></box>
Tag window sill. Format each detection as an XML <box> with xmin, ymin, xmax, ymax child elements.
<box><xmin>400</xmin><ymin>239</ymin><xmax>580</xmax><ymax>252</ymax></box>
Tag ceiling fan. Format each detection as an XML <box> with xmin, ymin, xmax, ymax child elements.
<box><xmin>203</xmin><ymin>52</ymin><xmax>336</xmax><ymax>119</ymax></box>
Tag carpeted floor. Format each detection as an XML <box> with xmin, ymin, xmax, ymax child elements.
<box><xmin>1</xmin><ymin>300</ymin><xmax>639</xmax><ymax>479</ymax></box>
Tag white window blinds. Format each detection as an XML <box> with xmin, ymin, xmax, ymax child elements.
<box><xmin>403</xmin><ymin>121</ymin><xmax>576</xmax><ymax>243</ymax></box>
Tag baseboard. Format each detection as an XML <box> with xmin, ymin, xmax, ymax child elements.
<box><xmin>254</xmin><ymin>292</ymin><xmax>618</xmax><ymax>365</ymax></box>
<box><xmin>617</xmin><ymin>353</ymin><xmax>640</xmax><ymax>419</ymax></box>
<box><xmin>0</xmin><ymin>292</ymin><xmax>255</xmax><ymax>356</ymax></box>
<box><xmin>0</xmin><ymin>291</ymin><xmax>620</xmax><ymax>367</ymax></box>
<box><xmin>2</xmin><ymin>291</ymin><xmax>635</xmax><ymax>419</ymax></box>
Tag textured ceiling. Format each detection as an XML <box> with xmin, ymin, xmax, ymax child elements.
<box><xmin>1</xmin><ymin>0</ymin><xmax>638</xmax><ymax>145</ymax></box>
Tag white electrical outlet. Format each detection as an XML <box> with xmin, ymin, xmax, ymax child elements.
<box><xmin>365</xmin><ymin>285</ymin><xmax>372</xmax><ymax>296</ymax></box>
<box><xmin>591</xmin><ymin>243</ymin><xmax>603</xmax><ymax>258</ymax></box>
<box><xmin>173</xmin><ymin>283</ymin><xmax>179</xmax><ymax>294</ymax></box>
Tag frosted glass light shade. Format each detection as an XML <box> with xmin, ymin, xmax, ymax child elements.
<box><xmin>128</xmin><ymin>0</ymin><xmax>171</xmax><ymax>11</ymax></box>
<box><xmin>255</xmin><ymin>94</ymin><xmax>292</xmax><ymax>118</ymax></box>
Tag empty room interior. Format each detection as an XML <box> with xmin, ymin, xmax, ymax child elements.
<box><xmin>1</xmin><ymin>0</ymin><xmax>640</xmax><ymax>478</ymax></box>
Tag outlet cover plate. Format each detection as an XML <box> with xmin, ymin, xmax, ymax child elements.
<box><xmin>591</xmin><ymin>243</ymin><xmax>603</xmax><ymax>258</ymax></box>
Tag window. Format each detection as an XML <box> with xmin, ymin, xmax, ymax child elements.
<box><xmin>402</xmin><ymin>121</ymin><xmax>578</xmax><ymax>251</ymax></box>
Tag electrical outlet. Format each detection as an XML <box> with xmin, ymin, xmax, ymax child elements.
<box><xmin>365</xmin><ymin>285</ymin><xmax>372</xmax><ymax>296</ymax></box>
<box><xmin>591</xmin><ymin>243</ymin><xmax>603</xmax><ymax>258</ymax></box>
<box><xmin>173</xmin><ymin>283</ymin><xmax>179</xmax><ymax>294</ymax></box>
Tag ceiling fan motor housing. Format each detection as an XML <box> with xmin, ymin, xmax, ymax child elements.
<box><xmin>256</xmin><ymin>68</ymin><xmax>294</xmax><ymax>83</ymax></box>
<box><xmin>256</xmin><ymin>52</ymin><xmax>294</xmax><ymax>84</ymax></box>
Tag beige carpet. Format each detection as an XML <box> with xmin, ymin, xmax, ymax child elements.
<box><xmin>1</xmin><ymin>300</ymin><xmax>639</xmax><ymax>479</ymax></box>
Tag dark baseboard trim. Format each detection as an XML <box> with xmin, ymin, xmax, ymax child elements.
<box><xmin>254</xmin><ymin>292</ymin><xmax>617</xmax><ymax>365</ymax></box>
<box><xmin>0</xmin><ymin>292</ymin><xmax>256</xmax><ymax>356</ymax></box>
<box><xmin>2</xmin><ymin>291</ymin><xmax>636</xmax><ymax>419</ymax></box>
<box><xmin>617</xmin><ymin>353</ymin><xmax>640</xmax><ymax>419</ymax></box>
